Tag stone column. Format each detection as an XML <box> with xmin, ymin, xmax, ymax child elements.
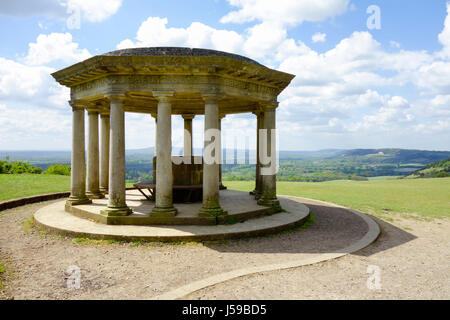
<box><xmin>86</xmin><ymin>111</ymin><xmax>104</xmax><ymax>199</ymax></box>
<box><xmin>252</xmin><ymin>110</ymin><xmax>263</xmax><ymax>198</ymax></box>
<box><xmin>218</xmin><ymin>114</ymin><xmax>226</xmax><ymax>190</ymax></box>
<box><xmin>101</xmin><ymin>93</ymin><xmax>131</xmax><ymax>216</ymax></box>
<box><xmin>199</xmin><ymin>94</ymin><xmax>226</xmax><ymax>218</ymax></box>
<box><xmin>99</xmin><ymin>114</ymin><xmax>110</xmax><ymax>193</ymax></box>
<box><xmin>257</xmin><ymin>104</ymin><xmax>281</xmax><ymax>212</ymax></box>
<box><xmin>66</xmin><ymin>103</ymin><xmax>91</xmax><ymax>206</ymax></box>
<box><xmin>151</xmin><ymin>92</ymin><xmax>177</xmax><ymax>217</ymax></box>
<box><xmin>182</xmin><ymin>114</ymin><xmax>194</xmax><ymax>157</ymax></box>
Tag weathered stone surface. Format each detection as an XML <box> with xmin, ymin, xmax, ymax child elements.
<box><xmin>103</xmin><ymin>47</ymin><xmax>263</xmax><ymax>66</ymax></box>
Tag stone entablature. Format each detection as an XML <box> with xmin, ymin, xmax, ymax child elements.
<box><xmin>52</xmin><ymin>48</ymin><xmax>294</xmax><ymax>116</ymax></box>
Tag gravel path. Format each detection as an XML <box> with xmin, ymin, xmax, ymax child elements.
<box><xmin>0</xmin><ymin>198</ymin><xmax>448</xmax><ymax>300</ymax></box>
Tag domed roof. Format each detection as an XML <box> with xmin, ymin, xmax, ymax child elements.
<box><xmin>102</xmin><ymin>47</ymin><xmax>262</xmax><ymax>66</ymax></box>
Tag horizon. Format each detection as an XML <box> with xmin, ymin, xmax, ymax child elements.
<box><xmin>1</xmin><ymin>146</ymin><xmax>449</xmax><ymax>153</ymax></box>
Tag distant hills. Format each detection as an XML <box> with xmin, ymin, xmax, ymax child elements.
<box><xmin>1</xmin><ymin>148</ymin><xmax>450</xmax><ymax>179</ymax></box>
<box><xmin>405</xmin><ymin>157</ymin><xmax>450</xmax><ymax>178</ymax></box>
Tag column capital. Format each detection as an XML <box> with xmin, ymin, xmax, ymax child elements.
<box><xmin>182</xmin><ymin>114</ymin><xmax>195</xmax><ymax>120</ymax></box>
<box><xmin>261</xmin><ymin>101</ymin><xmax>279</xmax><ymax>111</ymax></box>
<box><xmin>202</xmin><ymin>92</ymin><xmax>225</xmax><ymax>102</ymax></box>
<box><xmin>104</xmin><ymin>91</ymin><xmax>126</xmax><ymax>100</ymax></box>
<box><xmin>151</xmin><ymin>113</ymin><xmax>157</xmax><ymax>119</ymax></box>
<box><xmin>153</xmin><ymin>91</ymin><xmax>174</xmax><ymax>102</ymax></box>
<box><xmin>69</xmin><ymin>100</ymin><xmax>85</xmax><ymax>110</ymax></box>
<box><xmin>252</xmin><ymin>109</ymin><xmax>262</xmax><ymax>116</ymax></box>
<box><xmin>219</xmin><ymin>113</ymin><xmax>226</xmax><ymax>120</ymax></box>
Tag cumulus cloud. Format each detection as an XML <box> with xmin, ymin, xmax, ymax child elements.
<box><xmin>0</xmin><ymin>57</ymin><xmax>68</xmax><ymax>108</ymax></box>
<box><xmin>0</xmin><ymin>0</ymin><xmax>122</xmax><ymax>23</ymax></box>
<box><xmin>220</xmin><ymin>0</ymin><xmax>349</xmax><ymax>26</ymax></box>
<box><xmin>312</xmin><ymin>32</ymin><xmax>327</xmax><ymax>43</ymax></box>
<box><xmin>438</xmin><ymin>2</ymin><xmax>450</xmax><ymax>58</ymax></box>
<box><xmin>25</xmin><ymin>33</ymin><xmax>91</xmax><ymax>66</ymax></box>
<box><xmin>117</xmin><ymin>17</ymin><xmax>244</xmax><ymax>54</ymax></box>
<box><xmin>0</xmin><ymin>103</ymin><xmax>71</xmax><ymax>149</ymax></box>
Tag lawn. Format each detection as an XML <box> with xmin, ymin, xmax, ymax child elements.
<box><xmin>224</xmin><ymin>178</ymin><xmax>450</xmax><ymax>219</ymax></box>
<box><xmin>0</xmin><ymin>174</ymin><xmax>70</xmax><ymax>201</ymax></box>
<box><xmin>1</xmin><ymin>174</ymin><xmax>448</xmax><ymax>220</ymax></box>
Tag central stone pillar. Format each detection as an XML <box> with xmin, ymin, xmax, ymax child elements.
<box><xmin>199</xmin><ymin>94</ymin><xmax>226</xmax><ymax>218</ymax></box>
<box><xmin>182</xmin><ymin>114</ymin><xmax>194</xmax><ymax>157</ymax></box>
<box><xmin>101</xmin><ymin>93</ymin><xmax>131</xmax><ymax>216</ymax></box>
<box><xmin>66</xmin><ymin>102</ymin><xmax>92</xmax><ymax>206</ymax></box>
<box><xmin>151</xmin><ymin>92</ymin><xmax>177</xmax><ymax>217</ymax></box>
<box><xmin>257</xmin><ymin>104</ymin><xmax>281</xmax><ymax>213</ymax></box>
<box><xmin>99</xmin><ymin>114</ymin><xmax>110</xmax><ymax>193</ymax></box>
<box><xmin>86</xmin><ymin>111</ymin><xmax>104</xmax><ymax>199</ymax></box>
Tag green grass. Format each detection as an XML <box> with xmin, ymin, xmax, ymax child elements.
<box><xmin>224</xmin><ymin>178</ymin><xmax>450</xmax><ymax>220</ymax></box>
<box><xmin>0</xmin><ymin>174</ymin><xmax>70</xmax><ymax>201</ymax></box>
<box><xmin>1</xmin><ymin>174</ymin><xmax>448</xmax><ymax>220</ymax></box>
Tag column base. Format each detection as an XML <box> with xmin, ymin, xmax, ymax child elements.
<box><xmin>257</xmin><ymin>197</ymin><xmax>282</xmax><ymax>214</ymax></box>
<box><xmin>198</xmin><ymin>206</ymin><xmax>228</xmax><ymax>218</ymax></box>
<box><xmin>219</xmin><ymin>183</ymin><xmax>227</xmax><ymax>190</ymax></box>
<box><xmin>66</xmin><ymin>196</ymin><xmax>92</xmax><ymax>206</ymax></box>
<box><xmin>150</xmin><ymin>206</ymin><xmax>177</xmax><ymax>217</ymax></box>
<box><xmin>86</xmin><ymin>191</ymin><xmax>105</xmax><ymax>199</ymax></box>
<box><xmin>99</xmin><ymin>187</ymin><xmax>109</xmax><ymax>194</ymax></box>
<box><xmin>100</xmin><ymin>206</ymin><xmax>132</xmax><ymax>217</ymax></box>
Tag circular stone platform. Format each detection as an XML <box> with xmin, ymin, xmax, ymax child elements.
<box><xmin>64</xmin><ymin>189</ymin><xmax>276</xmax><ymax>226</ymax></box>
<box><xmin>34</xmin><ymin>190</ymin><xmax>310</xmax><ymax>242</ymax></box>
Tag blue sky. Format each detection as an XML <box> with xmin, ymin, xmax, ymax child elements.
<box><xmin>0</xmin><ymin>0</ymin><xmax>449</xmax><ymax>151</ymax></box>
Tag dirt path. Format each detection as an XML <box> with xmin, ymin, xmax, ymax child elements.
<box><xmin>0</xmin><ymin>199</ymin><xmax>448</xmax><ymax>300</ymax></box>
<box><xmin>186</xmin><ymin>215</ymin><xmax>450</xmax><ymax>300</ymax></box>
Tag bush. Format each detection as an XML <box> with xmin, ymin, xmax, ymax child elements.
<box><xmin>436</xmin><ymin>171</ymin><xmax>449</xmax><ymax>178</ymax></box>
<box><xmin>44</xmin><ymin>164</ymin><xmax>71</xmax><ymax>176</ymax></box>
<box><xmin>0</xmin><ymin>159</ymin><xmax>42</xmax><ymax>174</ymax></box>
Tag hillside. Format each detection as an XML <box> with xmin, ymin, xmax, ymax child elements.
<box><xmin>405</xmin><ymin>157</ymin><xmax>450</xmax><ymax>178</ymax></box>
<box><xmin>1</xmin><ymin>148</ymin><xmax>450</xmax><ymax>182</ymax></box>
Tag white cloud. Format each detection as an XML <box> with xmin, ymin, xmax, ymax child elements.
<box><xmin>0</xmin><ymin>0</ymin><xmax>122</xmax><ymax>23</ymax></box>
<box><xmin>117</xmin><ymin>17</ymin><xmax>244</xmax><ymax>54</ymax></box>
<box><xmin>25</xmin><ymin>32</ymin><xmax>91</xmax><ymax>66</ymax></box>
<box><xmin>312</xmin><ymin>32</ymin><xmax>326</xmax><ymax>43</ymax></box>
<box><xmin>0</xmin><ymin>57</ymin><xmax>67</xmax><ymax>108</ymax></box>
<box><xmin>243</xmin><ymin>22</ymin><xmax>286</xmax><ymax>59</ymax></box>
<box><xmin>0</xmin><ymin>103</ymin><xmax>71</xmax><ymax>149</ymax></box>
<box><xmin>438</xmin><ymin>2</ymin><xmax>450</xmax><ymax>58</ymax></box>
<box><xmin>390</xmin><ymin>40</ymin><xmax>401</xmax><ymax>49</ymax></box>
<box><xmin>65</xmin><ymin>0</ymin><xmax>122</xmax><ymax>23</ymax></box>
<box><xmin>221</xmin><ymin>0</ymin><xmax>349</xmax><ymax>26</ymax></box>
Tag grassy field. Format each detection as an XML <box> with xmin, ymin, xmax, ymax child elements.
<box><xmin>0</xmin><ymin>174</ymin><xmax>70</xmax><ymax>201</ymax></box>
<box><xmin>225</xmin><ymin>178</ymin><xmax>450</xmax><ymax>220</ymax></box>
<box><xmin>1</xmin><ymin>174</ymin><xmax>448</xmax><ymax>220</ymax></box>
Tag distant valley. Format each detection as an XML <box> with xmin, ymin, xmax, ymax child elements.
<box><xmin>1</xmin><ymin>148</ymin><xmax>449</xmax><ymax>182</ymax></box>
